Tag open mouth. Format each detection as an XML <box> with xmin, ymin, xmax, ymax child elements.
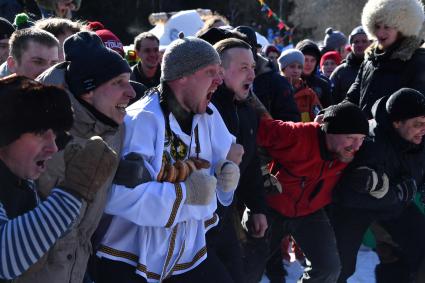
<box><xmin>343</xmin><ymin>147</ymin><xmax>355</xmax><ymax>156</ymax></box>
<box><xmin>206</xmin><ymin>91</ymin><xmax>214</xmax><ymax>102</ymax></box>
<box><xmin>116</xmin><ymin>103</ymin><xmax>128</xmax><ymax>113</ymax></box>
<box><xmin>243</xmin><ymin>83</ymin><xmax>251</xmax><ymax>91</ymax></box>
<box><xmin>36</xmin><ymin>160</ymin><xmax>46</xmax><ymax>169</ymax></box>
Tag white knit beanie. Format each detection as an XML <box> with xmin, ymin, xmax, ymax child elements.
<box><xmin>361</xmin><ymin>0</ymin><xmax>424</xmax><ymax>39</ymax></box>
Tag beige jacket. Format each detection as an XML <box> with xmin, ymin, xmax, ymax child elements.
<box><xmin>16</xmin><ymin>63</ymin><xmax>123</xmax><ymax>283</ymax></box>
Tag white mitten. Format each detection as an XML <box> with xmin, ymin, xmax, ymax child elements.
<box><xmin>215</xmin><ymin>160</ymin><xmax>240</xmax><ymax>192</ymax></box>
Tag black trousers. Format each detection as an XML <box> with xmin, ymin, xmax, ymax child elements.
<box><xmin>96</xmin><ymin>243</ymin><xmax>234</xmax><ymax>283</ymax></box>
<box><xmin>243</xmin><ymin>208</ymin><xmax>341</xmax><ymax>283</ymax></box>
<box><xmin>206</xmin><ymin>211</ymin><xmax>244</xmax><ymax>283</ymax></box>
<box><xmin>332</xmin><ymin>203</ymin><xmax>425</xmax><ymax>283</ymax></box>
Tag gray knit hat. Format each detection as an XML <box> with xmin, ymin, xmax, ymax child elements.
<box><xmin>324</xmin><ymin>27</ymin><xmax>347</xmax><ymax>50</ymax></box>
<box><xmin>161</xmin><ymin>33</ymin><xmax>220</xmax><ymax>82</ymax></box>
<box><xmin>349</xmin><ymin>26</ymin><xmax>367</xmax><ymax>44</ymax></box>
<box><xmin>277</xmin><ymin>49</ymin><xmax>304</xmax><ymax>70</ymax></box>
<box><xmin>361</xmin><ymin>0</ymin><xmax>425</xmax><ymax>39</ymax></box>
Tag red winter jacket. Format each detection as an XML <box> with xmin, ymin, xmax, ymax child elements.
<box><xmin>257</xmin><ymin>117</ymin><xmax>348</xmax><ymax>217</ymax></box>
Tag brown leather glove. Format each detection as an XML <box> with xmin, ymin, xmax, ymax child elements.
<box><xmin>60</xmin><ymin>136</ymin><xmax>118</xmax><ymax>202</ymax></box>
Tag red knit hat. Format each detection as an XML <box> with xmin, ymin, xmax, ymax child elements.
<box><xmin>320</xmin><ymin>51</ymin><xmax>341</xmax><ymax>68</ymax></box>
<box><xmin>87</xmin><ymin>21</ymin><xmax>124</xmax><ymax>57</ymax></box>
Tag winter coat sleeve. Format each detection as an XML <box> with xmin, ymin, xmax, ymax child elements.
<box><xmin>330</xmin><ymin>66</ymin><xmax>346</xmax><ymax>104</ymax></box>
<box><xmin>105</xmin><ymin>106</ymin><xmax>233</xmax><ymax>228</ymax></box>
<box><xmin>335</xmin><ymin>140</ymin><xmax>403</xmax><ymax>211</ymax></box>
<box><xmin>237</xmin><ymin>151</ymin><xmax>267</xmax><ymax>214</ymax></box>
<box><xmin>256</xmin><ymin>117</ymin><xmax>299</xmax><ymax>158</ymax></box>
<box><xmin>405</xmin><ymin>51</ymin><xmax>425</xmax><ymax>95</ymax></box>
<box><xmin>256</xmin><ymin>73</ymin><xmax>301</xmax><ymax>122</ymax></box>
<box><xmin>345</xmin><ymin>63</ymin><xmax>363</xmax><ymax>106</ymax></box>
<box><xmin>0</xmin><ymin>189</ymin><xmax>81</xmax><ymax>280</ymax></box>
<box><xmin>318</xmin><ymin>76</ymin><xmax>334</xmax><ymax>108</ymax></box>
<box><xmin>103</xmin><ymin>112</ymin><xmax>193</xmax><ymax>228</ymax></box>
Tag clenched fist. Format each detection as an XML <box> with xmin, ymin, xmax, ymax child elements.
<box><xmin>60</xmin><ymin>136</ymin><xmax>118</xmax><ymax>202</ymax></box>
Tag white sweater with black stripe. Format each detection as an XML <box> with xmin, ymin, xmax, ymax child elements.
<box><xmin>0</xmin><ymin>189</ymin><xmax>82</xmax><ymax>280</ymax></box>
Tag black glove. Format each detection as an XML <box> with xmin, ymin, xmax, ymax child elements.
<box><xmin>340</xmin><ymin>166</ymin><xmax>389</xmax><ymax>198</ymax></box>
<box><xmin>113</xmin><ymin>152</ymin><xmax>151</xmax><ymax>188</ymax></box>
<box><xmin>396</xmin><ymin>178</ymin><xmax>417</xmax><ymax>202</ymax></box>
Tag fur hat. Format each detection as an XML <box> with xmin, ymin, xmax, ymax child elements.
<box><xmin>0</xmin><ymin>75</ymin><xmax>73</xmax><ymax>147</ymax></box>
<box><xmin>278</xmin><ymin>49</ymin><xmax>304</xmax><ymax>70</ymax></box>
<box><xmin>386</xmin><ymin>88</ymin><xmax>425</xmax><ymax>121</ymax></box>
<box><xmin>64</xmin><ymin>31</ymin><xmax>131</xmax><ymax>97</ymax></box>
<box><xmin>322</xmin><ymin>102</ymin><xmax>369</xmax><ymax>135</ymax></box>
<box><xmin>161</xmin><ymin>32</ymin><xmax>220</xmax><ymax>82</ymax></box>
<box><xmin>324</xmin><ymin>27</ymin><xmax>347</xmax><ymax>51</ymax></box>
<box><xmin>361</xmin><ymin>0</ymin><xmax>425</xmax><ymax>39</ymax></box>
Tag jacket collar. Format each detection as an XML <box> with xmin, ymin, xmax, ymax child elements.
<box><xmin>345</xmin><ymin>52</ymin><xmax>364</xmax><ymax>67</ymax></box>
<box><xmin>0</xmin><ymin>159</ymin><xmax>25</xmax><ymax>188</ymax></box>
<box><xmin>318</xmin><ymin>128</ymin><xmax>335</xmax><ymax>161</ymax></box>
<box><xmin>365</xmin><ymin>35</ymin><xmax>423</xmax><ymax>62</ymax></box>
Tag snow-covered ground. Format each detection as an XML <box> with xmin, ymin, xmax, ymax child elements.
<box><xmin>260</xmin><ymin>245</ymin><xmax>380</xmax><ymax>283</ymax></box>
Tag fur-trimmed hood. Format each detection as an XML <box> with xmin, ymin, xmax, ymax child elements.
<box><xmin>365</xmin><ymin>35</ymin><xmax>424</xmax><ymax>62</ymax></box>
<box><xmin>362</xmin><ymin>0</ymin><xmax>424</xmax><ymax>39</ymax></box>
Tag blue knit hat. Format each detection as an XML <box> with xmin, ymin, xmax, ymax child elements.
<box><xmin>324</xmin><ymin>27</ymin><xmax>347</xmax><ymax>50</ymax></box>
<box><xmin>277</xmin><ymin>49</ymin><xmax>304</xmax><ymax>70</ymax></box>
<box><xmin>64</xmin><ymin>31</ymin><xmax>131</xmax><ymax>97</ymax></box>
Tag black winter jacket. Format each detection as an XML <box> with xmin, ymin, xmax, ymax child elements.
<box><xmin>253</xmin><ymin>55</ymin><xmax>300</xmax><ymax>122</ymax></box>
<box><xmin>130</xmin><ymin>62</ymin><xmax>161</xmax><ymax>89</ymax></box>
<box><xmin>346</xmin><ymin>37</ymin><xmax>425</xmax><ymax>118</ymax></box>
<box><xmin>0</xmin><ymin>160</ymin><xmax>37</xmax><ymax>219</ymax></box>
<box><xmin>330</xmin><ymin>52</ymin><xmax>364</xmax><ymax>104</ymax></box>
<box><xmin>303</xmin><ymin>73</ymin><xmax>333</xmax><ymax>108</ymax></box>
<box><xmin>336</xmin><ymin>96</ymin><xmax>425</xmax><ymax>218</ymax></box>
<box><xmin>211</xmin><ymin>85</ymin><xmax>267</xmax><ymax>214</ymax></box>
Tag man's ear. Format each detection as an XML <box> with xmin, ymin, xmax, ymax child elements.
<box><xmin>392</xmin><ymin>120</ymin><xmax>402</xmax><ymax>129</ymax></box>
<box><xmin>79</xmin><ymin>90</ymin><xmax>94</xmax><ymax>104</ymax></box>
<box><xmin>7</xmin><ymin>56</ymin><xmax>16</xmax><ymax>73</ymax></box>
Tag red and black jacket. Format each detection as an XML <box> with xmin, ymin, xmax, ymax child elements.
<box><xmin>257</xmin><ymin>117</ymin><xmax>348</xmax><ymax>217</ymax></box>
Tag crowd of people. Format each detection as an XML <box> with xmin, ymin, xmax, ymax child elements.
<box><xmin>1</xmin><ymin>0</ymin><xmax>425</xmax><ymax>282</ymax></box>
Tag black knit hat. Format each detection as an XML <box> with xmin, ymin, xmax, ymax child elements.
<box><xmin>0</xmin><ymin>17</ymin><xmax>14</xmax><ymax>39</ymax></box>
<box><xmin>322</xmin><ymin>102</ymin><xmax>369</xmax><ymax>135</ymax></box>
<box><xmin>295</xmin><ymin>39</ymin><xmax>321</xmax><ymax>63</ymax></box>
<box><xmin>64</xmin><ymin>31</ymin><xmax>131</xmax><ymax>97</ymax></box>
<box><xmin>0</xmin><ymin>75</ymin><xmax>73</xmax><ymax>147</ymax></box>
<box><xmin>386</xmin><ymin>88</ymin><xmax>425</xmax><ymax>122</ymax></box>
<box><xmin>233</xmin><ymin>26</ymin><xmax>261</xmax><ymax>48</ymax></box>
